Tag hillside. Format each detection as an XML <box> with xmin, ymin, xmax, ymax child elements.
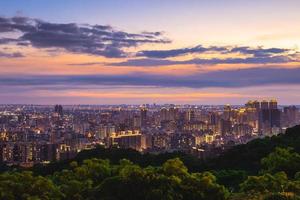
<box><xmin>203</xmin><ymin>125</ymin><xmax>300</xmax><ymax>173</ymax></box>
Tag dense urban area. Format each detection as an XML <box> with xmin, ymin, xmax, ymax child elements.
<box><xmin>0</xmin><ymin>100</ymin><xmax>299</xmax><ymax>167</ymax></box>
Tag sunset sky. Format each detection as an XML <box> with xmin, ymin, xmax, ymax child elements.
<box><xmin>0</xmin><ymin>0</ymin><xmax>300</xmax><ymax>104</ymax></box>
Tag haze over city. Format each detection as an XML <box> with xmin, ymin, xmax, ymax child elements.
<box><xmin>0</xmin><ymin>0</ymin><xmax>300</xmax><ymax>104</ymax></box>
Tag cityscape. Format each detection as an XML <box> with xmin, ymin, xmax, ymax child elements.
<box><xmin>1</xmin><ymin>0</ymin><xmax>300</xmax><ymax>199</ymax></box>
<box><xmin>0</xmin><ymin>100</ymin><xmax>299</xmax><ymax>166</ymax></box>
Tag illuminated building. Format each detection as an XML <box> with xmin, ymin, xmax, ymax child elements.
<box><xmin>109</xmin><ymin>130</ymin><xmax>142</xmax><ymax>151</ymax></box>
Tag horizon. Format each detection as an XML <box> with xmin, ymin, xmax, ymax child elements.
<box><xmin>1</xmin><ymin>0</ymin><xmax>300</xmax><ymax>104</ymax></box>
<box><xmin>0</xmin><ymin>102</ymin><xmax>300</xmax><ymax>107</ymax></box>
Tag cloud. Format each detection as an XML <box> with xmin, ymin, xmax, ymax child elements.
<box><xmin>0</xmin><ymin>16</ymin><xmax>297</xmax><ymax>64</ymax></box>
<box><xmin>0</xmin><ymin>38</ymin><xmax>20</xmax><ymax>45</ymax></box>
<box><xmin>67</xmin><ymin>62</ymin><xmax>104</xmax><ymax>66</ymax></box>
<box><xmin>1</xmin><ymin>67</ymin><xmax>300</xmax><ymax>88</ymax></box>
<box><xmin>136</xmin><ymin>45</ymin><xmax>291</xmax><ymax>59</ymax></box>
<box><xmin>0</xmin><ymin>16</ymin><xmax>36</xmax><ymax>32</ymax></box>
<box><xmin>109</xmin><ymin>55</ymin><xmax>295</xmax><ymax>66</ymax></box>
<box><xmin>137</xmin><ymin>45</ymin><xmax>227</xmax><ymax>58</ymax></box>
<box><xmin>0</xmin><ymin>16</ymin><xmax>170</xmax><ymax>58</ymax></box>
<box><xmin>120</xmin><ymin>45</ymin><xmax>297</xmax><ymax>66</ymax></box>
<box><xmin>0</xmin><ymin>51</ymin><xmax>24</xmax><ymax>58</ymax></box>
<box><xmin>230</xmin><ymin>46</ymin><xmax>289</xmax><ymax>57</ymax></box>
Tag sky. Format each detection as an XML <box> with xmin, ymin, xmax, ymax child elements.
<box><xmin>0</xmin><ymin>0</ymin><xmax>300</xmax><ymax>105</ymax></box>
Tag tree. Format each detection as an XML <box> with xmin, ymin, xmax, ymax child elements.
<box><xmin>162</xmin><ymin>158</ymin><xmax>188</xmax><ymax>177</ymax></box>
<box><xmin>0</xmin><ymin>171</ymin><xmax>62</xmax><ymax>200</ymax></box>
<box><xmin>261</xmin><ymin>147</ymin><xmax>300</xmax><ymax>177</ymax></box>
<box><xmin>238</xmin><ymin>172</ymin><xmax>300</xmax><ymax>199</ymax></box>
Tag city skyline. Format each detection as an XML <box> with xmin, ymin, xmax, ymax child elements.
<box><xmin>1</xmin><ymin>98</ymin><xmax>299</xmax><ymax>165</ymax></box>
<box><xmin>1</xmin><ymin>0</ymin><xmax>300</xmax><ymax>104</ymax></box>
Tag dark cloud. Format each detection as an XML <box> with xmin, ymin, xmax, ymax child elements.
<box><xmin>137</xmin><ymin>45</ymin><xmax>204</xmax><ymax>58</ymax></box>
<box><xmin>0</xmin><ymin>38</ymin><xmax>20</xmax><ymax>44</ymax></box>
<box><xmin>141</xmin><ymin>31</ymin><xmax>163</xmax><ymax>37</ymax></box>
<box><xmin>0</xmin><ymin>16</ymin><xmax>296</xmax><ymax>62</ymax></box>
<box><xmin>1</xmin><ymin>67</ymin><xmax>300</xmax><ymax>88</ymax></box>
<box><xmin>0</xmin><ymin>51</ymin><xmax>24</xmax><ymax>58</ymax></box>
<box><xmin>0</xmin><ymin>16</ymin><xmax>170</xmax><ymax>58</ymax></box>
<box><xmin>0</xmin><ymin>16</ymin><xmax>36</xmax><ymax>32</ymax></box>
<box><xmin>136</xmin><ymin>45</ymin><xmax>291</xmax><ymax>59</ymax></box>
<box><xmin>230</xmin><ymin>46</ymin><xmax>289</xmax><ymax>57</ymax></box>
<box><xmin>68</xmin><ymin>62</ymin><xmax>103</xmax><ymax>66</ymax></box>
<box><xmin>109</xmin><ymin>55</ymin><xmax>295</xmax><ymax>67</ymax></box>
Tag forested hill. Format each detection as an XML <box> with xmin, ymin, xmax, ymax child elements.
<box><xmin>203</xmin><ymin>125</ymin><xmax>300</xmax><ymax>173</ymax></box>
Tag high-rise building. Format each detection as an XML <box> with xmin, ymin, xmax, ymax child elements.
<box><xmin>54</xmin><ymin>105</ymin><xmax>63</xmax><ymax>116</ymax></box>
<box><xmin>269</xmin><ymin>100</ymin><xmax>280</xmax><ymax>128</ymax></box>
<box><xmin>270</xmin><ymin>109</ymin><xmax>281</xmax><ymax>128</ymax></box>
<box><xmin>160</xmin><ymin>107</ymin><xmax>168</xmax><ymax>121</ymax></box>
<box><xmin>253</xmin><ymin>100</ymin><xmax>260</xmax><ymax>110</ymax></box>
<box><xmin>258</xmin><ymin>99</ymin><xmax>281</xmax><ymax>134</ymax></box>
<box><xmin>261</xmin><ymin>100</ymin><xmax>269</xmax><ymax>110</ymax></box>
<box><xmin>133</xmin><ymin>115</ymin><xmax>141</xmax><ymax>128</ymax></box>
<box><xmin>283</xmin><ymin>106</ymin><xmax>298</xmax><ymax>127</ymax></box>
<box><xmin>223</xmin><ymin>104</ymin><xmax>232</xmax><ymax>120</ymax></box>
<box><xmin>109</xmin><ymin>130</ymin><xmax>142</xmax><ymax>151</ymax></box>
<box><xmin>140</xmin><ymin>107</ymin><xmax>147</xmax><ymax>127</ymax></box>
<box><xmin>245</xmin><ymin>100</ymin><xmax>260</xmax><ymax>110</ymax></box>
<box><xmin>269</xmin><ymin>99</ymin><xmax>278</xmax><ymax>109</ymax></box>
<box><xmin>98</xmin><ymin>124</ymin><xmax>115</xmax><ymax>139</ymax></box>
<box><xmin>168</xmin><ymin>107</ymin><xmax>178</xmax><ymax>121</ymax></box>
<box><xmin>160</xmin><ymin>107</ymin><xmax>178</xmax><ymax>122</ymax></box>
<box><xmin>186</xmin><ymin>110</ymin><xmax>195</xmax><ymax>122</ymax></box>
<box><xmin>219</xmin><ymin>119</ymin><xmax>232</xmax><ymax>136</ymax></box>
<box><xmin>209</xmin><ymin>112</ymin><xmax>218</xmax><ymax>125</ymax></box>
